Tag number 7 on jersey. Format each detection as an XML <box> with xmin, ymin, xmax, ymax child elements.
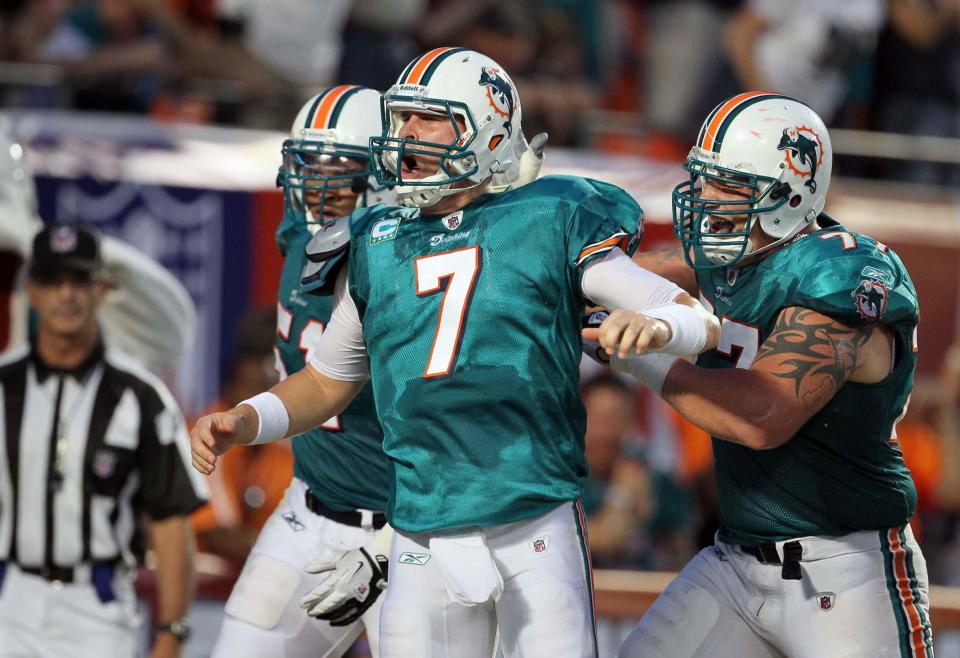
<box><xmin>415</xmin><ymin>246</ymin><xmax>481</xmax><ymax>378</ymax></box>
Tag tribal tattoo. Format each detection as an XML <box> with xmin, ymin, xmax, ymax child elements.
<box><xmin>753</xmin><ymin>307</ymin><xmax>873</xmax><ymax>411</ymax></box>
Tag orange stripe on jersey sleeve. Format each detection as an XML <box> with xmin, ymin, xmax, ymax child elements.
<box><xmin>701</xmin><ymin>91</ymin><xmax>773</xmax><ymax>151</ymax></box>
<box><xmin>576</xmin><ymin>235</ymin><xmax>626</xmax><ymax>264</ymax></box>
<box><xmin>405</xmin><ymin>47</ymin><xmax>454</xmax><ymax>85</ymax></box>
<box><xmin>311</xmin><ymin>85</ymin><xmax>357</xmax><ymax>130</ymax></box>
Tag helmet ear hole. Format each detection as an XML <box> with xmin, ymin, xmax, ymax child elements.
<box><xmin>789</xmin><ymin>194</ymin><xmax>802</xmax><ymax>208</ymax></box>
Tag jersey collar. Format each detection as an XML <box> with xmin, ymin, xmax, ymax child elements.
<box><xmin>30</xmin><ymin>338</ymin><xmax>105</xmax><ymax>384</ymax></box>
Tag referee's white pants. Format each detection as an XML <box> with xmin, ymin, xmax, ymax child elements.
<box><xmin>210</xmin><ymin>477</ymin><xmax>383</xmax><ymax>658</ymax></box>
<box><xmin>0</xmin><ymin>564</ymin><xmax>139</xmax><ymax>658</ymax></box>
<box><xmin>380</xmin><ymin>500</ymin><xmax>597</xmax><ymax>658</ymax></box>
<box><xmin>618</xmin><ymin>525</ymin><xmax>935</xmax><ymax>658</ymax></box>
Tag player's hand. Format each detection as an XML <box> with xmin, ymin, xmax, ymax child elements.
<box><xmin>300</xmin><ymin>546</ymin><xmax>389</xmax><ymax>626</ymax></box>
<box><xmin>582</xmin><ymin>309</ymin><xmax>673</xmax><ymax>359</ymax></box>
<box><xmin>190</xmin><ymin>411</ymin><xmax>243</xmax><ymax>475</ymax></box>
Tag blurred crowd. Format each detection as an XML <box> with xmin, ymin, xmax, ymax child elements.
<box><xmin>0</xmin><ymin>0</ymin><xmax>956</xmax><ymax>181</ymax></box>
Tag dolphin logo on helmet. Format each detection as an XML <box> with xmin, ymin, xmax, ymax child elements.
<box><xmin>479</xmin><ymin>67</ymin><xmax>515</xmax><ymax>137</ymax></box>
<box><xmin>777</xmin><ymin>127</ymin><xmax>822</xmax><ymax>193</ymax></box>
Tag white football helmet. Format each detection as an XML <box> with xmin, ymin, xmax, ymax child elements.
<box><xmin>672</xmin><ymin>92</ymin><xmax>832</xmax><ymax>269</ymax></box>
<box><xmin>371</xmin><ymin>47</ymin><xmax>525</xmax><ymax>208</ymax></box>
<box><xmin>279</xmin><ymin>85</ymin><xmax>395</xmax><ymax>231</ymax></box>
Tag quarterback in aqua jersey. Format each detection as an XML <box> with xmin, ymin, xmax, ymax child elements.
<box><xmin>590</xmin><ymin>93</ymin><xmax>933</xmax><ymax>658</ymax></box>
<box><xmin>209</xmin><ymin>85</ymin><xmax>394</xmax><ymax>658</ymax></box>
<box><xmin>191</xmin><ymin>48</ymin><xmax>720</xmax><ymax>658</ymax></box>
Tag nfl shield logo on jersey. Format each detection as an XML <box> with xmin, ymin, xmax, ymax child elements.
<box><xmin>93</xmin><ymin>449</ymin><xmax>117</xmax><ymax>479</ymax></box>
<box><xmin>817</xmin><ymin>592</ymin><xmax>835</xmax><ymax>611</ymax></box>
<box><xmin>725</xmin><ymin>267</ymin><xmax>739</xmax><ymax>287</ymax></box>
<box><xmin>442</xmin><ymin>211</ymin><xmax>463</xmax><ymax>231</ymax></box>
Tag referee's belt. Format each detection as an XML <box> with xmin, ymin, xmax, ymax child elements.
<box><xmin>304</xmin><ymin>489</ymin><xmax>387</xmax><ymax>530</ymax></box>
<box><xmin>16</xmin><ymin>560</ymin><xmax>117</xmax><ymax>585</ymax></box>
<box><xmin>1</xmin><ymin>560</ymin><xmax>120</xmax><ymax>603</ymax></box>
<box><xmin>739</xmin><ymin>540</ymin><xmax>803</xmax><ymax>580</ymax></box>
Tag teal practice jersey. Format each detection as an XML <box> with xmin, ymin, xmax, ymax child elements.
<box><xmin>694</xmin><ymin>218</ymin><xmax>919</xmax><ymax>545</ymax></box>
<box><xmin>275</xmin><ymin>216</ymin><xmax>388</xmax><ymax>512</ymax></box>
<box><xmin>346</xmin><ymin>175</ymin><xmax>643</xmax><ymax>533</ymax></box>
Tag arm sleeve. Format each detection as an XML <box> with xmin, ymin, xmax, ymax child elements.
<box><xmin>581</xmin><ymin>248</ymin><xmax>686</xmax><ymax>310</ymax></box>
<box><xmin>308</xmin><ymin>268</ymin><xmax>371</xmax><ymax>381</ymax></box>
<box><xmin>138</xmin><ymin>385</ymin><xmax>209</xmax><ymax>520</ymax></box>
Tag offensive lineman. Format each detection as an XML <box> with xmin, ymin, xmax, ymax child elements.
<box><xmin>209</xmin><ymin>86</ymin><xmax>393</xmax><ymax>658</ymax></box>
<box><xmin>590</xmin><ymin>92</ymin><xmax>934</xmax><ymax>657</ymax></box>
<box><xmin>192</xmin><ymin>48</ymin><xmax>720</xmax><ymax>658</ymax></box>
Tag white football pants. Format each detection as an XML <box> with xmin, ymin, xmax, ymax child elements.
<box><xmin>0</xmin><ymin>563</ymin><xmax>140</xmax><ymax>658</ymax></box>
<box><xmin>211</xmin><ymin>478</ymin><xmax>383</xmax><ymax>658</ymax></box>
<box><xmin>618</xmin><ymin>525</ymin><xmax>934</xmax><ymax>658</ymax></box>
<box><xmin>380</xmin><ymin>500</ymin><xmax>597</xmax><ymax>658</ymax></box>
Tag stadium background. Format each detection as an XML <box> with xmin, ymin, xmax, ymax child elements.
<box><xmin>0</xmin><ymin>0</ymin><xmax>959</xmax><ymax>656</ymax></box>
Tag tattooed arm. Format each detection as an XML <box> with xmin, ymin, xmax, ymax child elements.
<box><xmin>633</xmin><ymin>242</ymin><xmax>699</xmax><ymax>297</ymax></box>
<box><xmin>659</xmin><ymin>306</ymin><xmax>893</xmax><ymax>449</ymax></box>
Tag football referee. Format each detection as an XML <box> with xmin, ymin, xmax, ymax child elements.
<box><xmin>0</xmin><ymin>223</ymin><xmax>207</xmax><ymax>658</ymax></box>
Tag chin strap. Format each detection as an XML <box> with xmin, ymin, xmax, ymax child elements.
<box><xmin>398</xmin><ymin>177</ymin><xmax>489</xmax><ymax>209</ymax></box>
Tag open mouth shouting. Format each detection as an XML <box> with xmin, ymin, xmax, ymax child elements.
<box><xmin>400</xmin><ymin>154</ymin><xmax>421</xmax><ymax>178</ymax></box>
<box><xmin>707</xmin><ymin>216</ymin><xmax>739</xmax><ymax>234</ymax></box>
<box><xmin>398</xmin><ymin>148</ymin><xmax>443</xmax><ymax>180</ymax></box>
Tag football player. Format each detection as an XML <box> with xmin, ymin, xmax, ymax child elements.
<box><xmin>191</xmin><ymin>48</ymin><xmax>720</xmax><ymax>658</ymax></box>
<box><xmin>589</xmin><ymin>92</ymin><xmax>933</xmax><ymax>657</ymax></box>
<box><xmin>208</xmin><ymin>85</ymin><xmax>393</xmax><ymax>658</ymax></box>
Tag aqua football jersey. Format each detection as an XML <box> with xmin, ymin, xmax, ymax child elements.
<box><xmin>345</xmin><ymin>175</ymin><xmax>643</xmax><ymax>533</ymax></box>
<box><xmin>275</xmin><ymin>216</ymin><xmax>388</xmax><ymax>512</ymax></box>
<box><xmin>694</xmin><ymin>218</ymin><xmax>919</xmax><ymax>545</ymax></box>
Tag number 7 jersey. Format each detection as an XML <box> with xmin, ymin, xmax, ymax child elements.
<box><xmin>694</xmin><ymin>218</ymin><xmax>920</xmax><ymax>546</ymax></box>
<box><xmin>345</xmin><ymin>175</ymin><xmax>643</xmax><ymax>533</ymax></box>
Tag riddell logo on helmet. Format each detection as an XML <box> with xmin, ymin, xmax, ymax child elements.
<box><xmin>777</xmin><ymin>126</ymin><xmax>824</xmax><ymax>193</ymax></box>
<box><xmin>396</xmin><ymin>84</ymin><xmax>427</xmax><ymax>95</ymax></box>
<box><xmin>478</xmin><ymin>67</ymin><xmax>515</xmax><ymax>136</ymax></box>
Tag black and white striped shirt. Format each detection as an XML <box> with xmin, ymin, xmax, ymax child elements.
<box><xmin>0</xmin><ymin>341</ymin><xmax>207</xmax><ymax>570</ymax></box>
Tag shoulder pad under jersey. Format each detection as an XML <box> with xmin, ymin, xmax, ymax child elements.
<box><xmin>301</xmin><ymin>214</ymin><xmax>351</xmax><ymax>296</ymax></box>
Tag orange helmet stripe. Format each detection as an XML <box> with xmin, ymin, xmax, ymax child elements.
<box><xmin>404</xmin><ymin>47</ymin><xmax>456</xmax><ymax>85</ymax></box>
<box><xmin>311</xmin><ymin>85</ymin><xmax>360</xmax><ymax>130</ymax></box>
<box><xmin>700</xmin><ymin>91</ymin><xmax>777</xmax><ymax>151</ymax></box>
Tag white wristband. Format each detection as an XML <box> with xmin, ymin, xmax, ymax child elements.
<box><xmin>642</xmin><ymin>304</ymin><xmax>707</xmax><ymax>356</ymax></box>
<box><xmin>241</xmin><ymin>392</ymin><xmax>290</xmax><ymax>445</ymax></box>
<box><xmin>611</xmin><ymin>352</ymin><xmax>679</xmax><ymax>395</ymax></box>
